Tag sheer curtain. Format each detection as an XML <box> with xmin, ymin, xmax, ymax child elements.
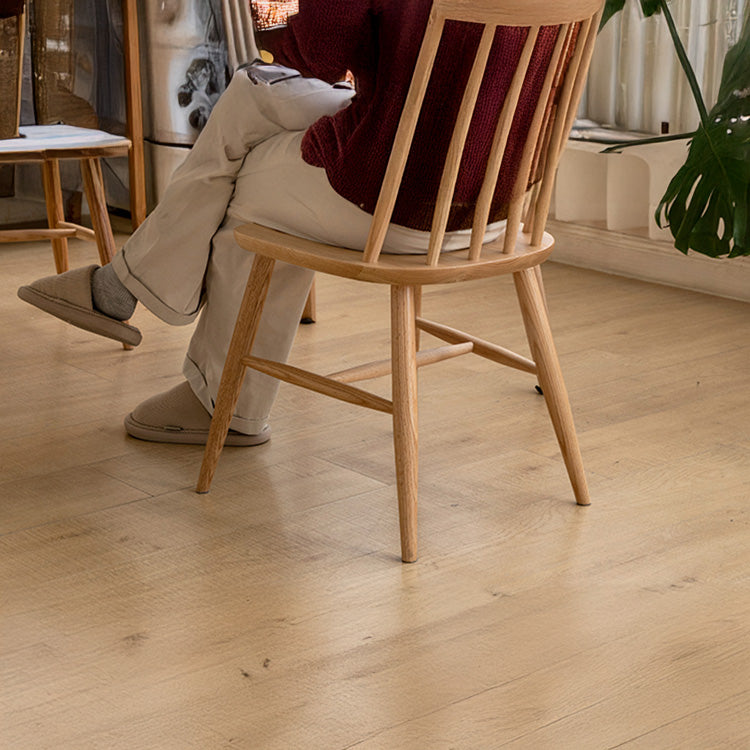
<box><xmin>582</xmin><ymin>0</ymin><xmax>748</xmax><ymax>134</ymax></box>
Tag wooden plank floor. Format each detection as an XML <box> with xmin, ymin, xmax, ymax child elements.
<box><xmin>1</xmin><ymin>238</ymin><xmax>749</xmax><ymax>749</ymax></box>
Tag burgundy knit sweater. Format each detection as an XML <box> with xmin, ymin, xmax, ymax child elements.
<box><xmin>275</xmin><ymin>0</ymin><xmax>560</xmax><ymax>232</ymax></box>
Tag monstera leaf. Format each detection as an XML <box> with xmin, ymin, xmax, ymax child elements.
<box><xmin>601</xmin><ymin>0</ymin><xmax>750</xmax><ymax>257</ymax></box>
<box><xmin>656</xmin><ymin>13</ymin><xmax>750</xmax><ymax>257</ymax></box>
<box><xmin>600</xmin><ymin>0</ymin><xmax>661</xmax><ymax>30</ymax></box>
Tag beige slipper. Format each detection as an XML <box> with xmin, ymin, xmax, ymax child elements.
<box><xmin>17</xmin><ymin>265</ymin><xmax>142</xmax><ymax>347</ymax></box>
<box><xmin>124</xmin><ymin>381</ymin><xmax>271</xmax><ymax>446</ymax></box>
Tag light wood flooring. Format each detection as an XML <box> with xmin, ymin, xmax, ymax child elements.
<box><xmin>1</xmin><ymin>238</ymin><xmax>749</xmax><ymax>749</ymax></box>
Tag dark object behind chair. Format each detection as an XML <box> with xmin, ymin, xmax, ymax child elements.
<box><xmin>0</xmin><ymin>2</ymin><xmax>24</xmax><ymax>140</ymax></box>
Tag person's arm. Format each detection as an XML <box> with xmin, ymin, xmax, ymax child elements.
<box><xmin>265</xmin><ymin>1</ymin><xmax>373</xmax><ymax>84</ymax></box>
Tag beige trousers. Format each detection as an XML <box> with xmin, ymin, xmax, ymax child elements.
<box><xmin>112</xmin><ymin>68</ymin><xmax>501</xmax><ymax>434</ymax></box>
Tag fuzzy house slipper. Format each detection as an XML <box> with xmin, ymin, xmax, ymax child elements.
<box><xmin>124</xmin><ymin>381</ymin><xmax>271</xmax><ymax>446</ymax></box>
<box><xmin>17</xmin><ymin>264</ymin><xmax>142</xmax><ymax>347</ymax></box>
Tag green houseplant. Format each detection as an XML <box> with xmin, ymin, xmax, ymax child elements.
<box><xmin>601</xmin><ymin>0</ymin><xmax>750</xmax><ymax>258</ymax></box>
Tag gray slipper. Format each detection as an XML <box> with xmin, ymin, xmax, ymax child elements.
<box><xmin>17</xmin><ymin>264</ymin><xmax>142</xmax><ymax>347</ymax></box>
<box><xmin>124</xmin><ymin>381</ymin><xmax>271</xmax><ymax>446</ymax></box>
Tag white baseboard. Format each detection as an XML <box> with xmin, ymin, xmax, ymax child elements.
<box><xmin>548</xmin><ymin>219</ymin><xmax>750</xmax><ymax>303</ymax></box>
<box><xmin>549</xmin><ymin>139</ymin><xmax>750</xmax><ymax>302</ymax></box>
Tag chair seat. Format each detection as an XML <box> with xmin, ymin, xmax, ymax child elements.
<box><xmin>233</xmin><ymin>221</ymin><xmax>555</xmax><ymax>286</ymax></box>
<box><xmin>0</xmin><ymin>124</ymin><xmax>131</xmax><ymax>163</ymax></box>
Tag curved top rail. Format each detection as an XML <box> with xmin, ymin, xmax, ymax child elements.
<box><xmin>431</xmin><ymin>0</ymin><xmax>603</xmax><ymax>27</ymax></box>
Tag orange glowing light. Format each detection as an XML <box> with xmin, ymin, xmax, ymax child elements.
<box><xmin>251</xmin><ymin>0</ymin><xmax>299</xmax><ymax>30</ymax></box>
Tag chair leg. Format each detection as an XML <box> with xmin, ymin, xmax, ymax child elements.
<box><xmin>81</xmin><ymin>157</ymin><xmax>135</xmax><ymax>350</ymax></box>
<box><xmin>513</xmin><ymin>268</ymin><xmax>590</xmax><ymax>506</ymax></box>
<box><xmin>301</xmin><ymin>279</ymin><xmax>316</xmax><ymax>323</ymax></box>
<box><xmin>391</xmin><ymin>284</ymin><xmax>419</xmax><ymax>562</ymax></box>
<box><xmin>41</xmin><ymin>159</ymin><xmax>69</xmax><ymax>273</ymax></box>
<box><xmin>197</xmin><ymin>254</ymin><xmax>276</xmax><ymax>494</ymax></box>
<box><xmin>534</xmin><ymin>264</ymin><xmax>549</xmax><ymax>315</ymax></box>
<box><xmin>80</xmin><ymin>157</ymin><xmax>117</xmax><ymax>266</ymax></box>
<box><xmin>414</xmin><ymin>285</ymin><xmax>423</xmax><ymax>350</ymax></box>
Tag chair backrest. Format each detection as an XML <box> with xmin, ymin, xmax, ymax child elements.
<box><xmin>0</xmin><ymin>1</ymin><xmax>25</xmax><ymax>140</ymax></box>
<box><xmin>363</xmin><ymin>0</ymin><xmax>603</xmax><ymax>266</ymax></box>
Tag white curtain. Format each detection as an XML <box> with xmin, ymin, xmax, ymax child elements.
<box><xmin>583</xmin><ymin>0</ymin><xmax>748</xmax><ymax>134</ymax></box>
<box><xmin>221</xmin><ymin>0</ymin><xmax>259</xmax><ymax>71</ymax></box>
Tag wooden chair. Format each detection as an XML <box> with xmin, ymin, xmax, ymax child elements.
<box><xmin>0</xmin><ymin>0</ymin><xmax>145</xmax><ymax>275</ymax></box>
<box><xmin>197</xmin><ymin>0</ymin><xmax>603</xmax><ymax>562</ymax></box>
<box><xmin>0</xmin><ymin>125</ymin><xmax>131</xmax><ymax>273</ymax></box>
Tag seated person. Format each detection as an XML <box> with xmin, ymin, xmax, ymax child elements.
<box><xmin>18</xmin><ymin>0</ymin><xmax>559</xmax><ymax>445</ymax></box>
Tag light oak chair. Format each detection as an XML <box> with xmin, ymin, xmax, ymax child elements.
<box><xmin>0</xmin><ymin>0</ymin><xmax>145</xmax><ymax>274</ymax></box>
<box><xmin>197</xmin><ymin>0</ymin><xmax>603</xmax><ymax>562</ymax></box>
<box><xmin>0</xmin><ymin>125</ymin><xmax>132</xmax><ymax>274</ymax></box>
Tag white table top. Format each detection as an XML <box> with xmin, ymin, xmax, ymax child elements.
<box><xmin>0</xmin><ymin>124</ymin><xmax>130</xmax><ymax>154</ymax></box>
